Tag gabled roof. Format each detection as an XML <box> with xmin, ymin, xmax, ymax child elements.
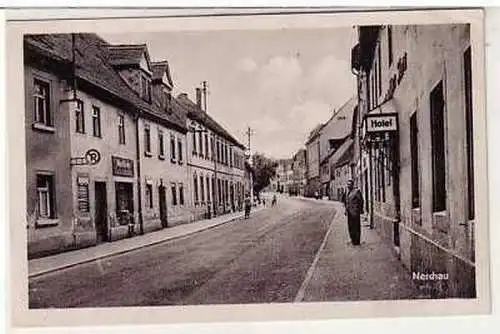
<box><xmin>24</xmin><ymin>33</ymin><xmax>187</xmax><ymax>133</ymax></box>
<box><xmin>305</xmin><ymin>123</ymin><xmax>325</xmax><ymax>145</ymax></box>
<box><xmin>329</xmin><ymin>138</ymin><xmax>354</xmax><ymax>168</ymax></box>
<box><xmin>176</xmin><ymin>93</ymin><xmax>245</xmax><ymax>149</ymax></box>
<box><xmin>320</xmin><ymin>96</ymin><xmax>357</xmax><ymax>141</ymax></box>
<box><xmin>151</xmin><ymin>61</ymin><xmax>174</xmax><ymax>89</ymax></box>
<box><xmin>107</xmin><ymin>44</ymin><xmax>152</xmax><ymax>72</ymax></box>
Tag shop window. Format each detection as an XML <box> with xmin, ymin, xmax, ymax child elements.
<box><xmin>145</xmin><ymin>183</ymin><xmax>153</xmax><ymax>209</ymax></box>
<box><xmin>464</xmin><ymin>46</ymin><xmax>475</xmax><ymax>220</ymax></box>
<box><xmin>92</xmin><ymin>106</ymin><xmax>101</xmax><ymax>138</ymax></box>
<box><xmin>115</xmin><ymin>182</ymin><xmax>134</xmax><ymax>225</ymax></box>
<box><xmin>158</xmin><ymin>130</ymin><xmax>165</xmax><ymax>159</ymax></box>
<box><xmin>179</xmin><ymin>183</ymin><xmax>185</xmax><ymax>205</ymax></box>
<box><xmin>170</xmin><ymin>134</ymin><xmax>176</xmax><ymax>162</ymax></box>
<box><xmin>430</xmin><ymin>81</ymin><xmax>447</xmax><ymax>212</ymax></box>
<box><xmin>177</xmin><ymin>138</ymin><xmax>183</xmax><ymax>164</ymax></box>
<box><xmin>75</xmin><ymin>100</ymin><xmax>85</xmax><ymax>134</ymax></box>
<box><xmin>118</xmin><ymin>115</ymin><xmax>126</xmax><ymax>145</ymax></box>
<box><xmin>37</xmin><ymin>174</ymin><xmax>55</xmax><ymax>218</ymax></box>
<box><xmin>33</xmin><ymin>78</ymin><xmax>53</xmax><ymax>128</ymax></box>
<box><xmin>410</xmin><ymin>111</ymin><xmax>420</xmax><ymax>208</ymax></box>
<box><xmin>171</xmin><ymin>183</ymin><xmax>177</xmax><ymax>206</ymax></box>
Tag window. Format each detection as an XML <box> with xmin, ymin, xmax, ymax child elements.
<box><xmin>192</xmin><ymin>131</ymin><xmax>197</xmax><ymax>156</ymax></box>
<box><xmin>388</xmin><ymin>26</ymin><xmax>393</xmax><ymax>66</ymax></box>
<box><xmin>92</xmin><ymin>106</ymin><xmax>101</xmax><ymax>137</ymax></box>
<box><xmin>193</xmin><ymin>174</ymin><xmax>199</xmax><ymax>204</ymax></box>
<box><xmin>75</xmin><ymin>100</ymin><xmax>85</xmax><ymax>134</ymax></box>
<box><xmin>140</xmin><ymin>74</ymin><xmax>151</xmax><ymax>102</ymax></box>
<box><xmin>206</xmin><ymin>177</ymin><xmax>211</xmax><ymax>203</ymax></box>
<box><xmin>210</xmin><ymin>137</ymin><xmax>215</xmax><ymax>161</ymax></box>
<box><xmin>179</xmin><ymin>183</ymin><xmax>185</xmax><ymax>205</ymax></box>
<box><xmin>199</xmin><ymin>130</ymin><xmax>204</xmax><ymax>157</ymax></box>
<box><xmin>37</xmin><ymin>174</ymin><xmax>55</xmax><ymax>218</ymax></box>
<box><xmin>225</xmin><ymin>144</ymin><xmax>229</xmax><ymax>165</ymax></box>
<box><xmin>144</xmin><ymin>124</ymin><xmax>152</xmax><ymax>155</ymax></box>
<box><xmin>33</xmin><ymin>79</ymin><xmax>52</xmax><ymax>127</ymax></box>
<box><xmin>229</xmin><ymin>147</ymin><xmax>233</xmax><ymax>167</ymax></box>
<box><xmin>200</xmin><ymin>175</ymin><xmax>205</xmax><ymax>203</ymax></box>
<box><xmin>170</xmin><ymin>135</ymin><xmax>176</xmax><ymax>162</ymax></box>
<box><xmin>118</xmin><ymin>115</ymin><xmax>126</xmax><ymax>145</ymax></box>
<box><xmin>378</xmin><ymin>45</ymin><xmax>382</xmax><ymax>97</ymax></box>
<box><xmin>430</xmin><ymin>81</ymin><xmax>447</xmax><ymax>212</ymax></box>
<box><xmin>205</xmin><ymin>133</ymin><xmax>209</xmax><ymax>159</ymax></box>
<box><xmin>171</xmin><ymin>183</ymin><xmax>177</xmax><ymax>206</ymax></box>
<box><xmin>145</xmin><ymin>183</ymin><xmax>153</xmax><ymax>209</ymax></box>
<box><xmin>464</xmin><ymin>47</ymin><xmax>475</xmax><ymax>220</ymax></box>
<box><xmin>158</xmin><ymin>130</ymin><xmax>165</xmax><ymax>158</ymax></box>
<box><xmin>216</xmin><ymin>141</ymin><xmax>221</xmax><ymax>163</ymax></box>
<box><xmin>410</xmin><ymin>112</ymin><xmax>420</xmax><ymax>208</ymax></box>
<box><xmin>177</xmin><ymin>138</ymin><xmax>183</xmax><ymax>164</ymax></box>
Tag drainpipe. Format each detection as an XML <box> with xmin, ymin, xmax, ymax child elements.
<box><xmin>135</xmin><ymin>113</ymin><xmax>144</xmax><ymax>235</ymax></box>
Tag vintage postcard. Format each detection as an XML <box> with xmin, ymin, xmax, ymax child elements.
<box><xmin>6</xmin><ymin>7</ymin><xmax>489</xmax><ymax>328</ymax></box>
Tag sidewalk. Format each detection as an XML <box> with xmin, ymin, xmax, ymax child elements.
<box><xmin>29</xmin><ymin>206</ymin><xmax>265</xmax><ymax>278</ymax></box>
<box><xmin>298</xmin><ymin>203</ymin><xmax>416</xmax><ymax>301</ymax></box>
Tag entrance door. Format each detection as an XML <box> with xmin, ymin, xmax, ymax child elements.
<box><xmin>158</xmin><ymin>185</ymin><xmax>168</xmax><ymax>228</ymax></box>
<box><xmin>94</xmin><ymin>182</ymin><xmax>109</xmax><ymax>243</ymax></box>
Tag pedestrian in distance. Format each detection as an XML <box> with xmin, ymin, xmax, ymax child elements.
<box><xmin>272</xmin><ymin>194</ymin><xmax>277</xmax><ymax>206</ymax></box>
<box><xmin>244</xmin><ymin>194</ymin><xmax>251</xmax><ymax>219</ymax></box>
<box><xmin>344</xmin><ymin>179</ymin><xmax>364</xmax><ymax>246</ymax></box>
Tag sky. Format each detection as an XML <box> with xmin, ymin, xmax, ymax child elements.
<box><xmin>101</xmin><ymin>27</ymin><xmax>357</xmax><ymax>160</ymax></box>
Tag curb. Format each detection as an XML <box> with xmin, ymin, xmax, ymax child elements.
<box><xmin>29</xmin><ymin>207</ymin><xmax>265</xmax><ymax>278</ymax></box>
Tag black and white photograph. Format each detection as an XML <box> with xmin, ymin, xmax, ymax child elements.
<box><xmin>5</xmin><ymin>7</ymin><xmax>490</xmax><ymax>328</ymax></box>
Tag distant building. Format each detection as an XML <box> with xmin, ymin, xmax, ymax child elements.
<box><xmin>291</xmin><ymin>149</ymin><xmax>307</xmax><ymax>196</ymax></box>
<box><xmin>176</xmin><ymin>91</ymin><xmax>248</xmax><ymax>219</ymax></box>
<box><xmin>271</xmin><ymin>158</ymin><xmax>294</xmax><ymax>194</ymax></box>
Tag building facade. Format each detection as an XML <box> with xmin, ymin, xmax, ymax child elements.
<box><xmin>177</xmin><ymin>92</ymin><xmax>248</xmax><ymax>221</ymax></box>
<box><xmin>291</xmin><ymin>149</ymin><xmax>307</xmax><ymax>196</ymax></box>
<box><xmin>352</xmin><ymin>24</ymin><xmax>476</xmax><ymax>298</ymax></box>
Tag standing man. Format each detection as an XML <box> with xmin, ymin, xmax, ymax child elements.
<box><xmin>344</xmin><ymin>179</ymin><xmax>364</xmax><ymax>246</ymax></box>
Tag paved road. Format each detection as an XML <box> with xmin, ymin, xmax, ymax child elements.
<box><xmin>29</xmin><ymin>197</ymin><xmax>337</xmax><ymax>308</ymax></box>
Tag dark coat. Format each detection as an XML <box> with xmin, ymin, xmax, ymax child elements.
<box><xmin>344</xmin><ymin>188</ymin><xmax>364</xmax><ymax>216</ymax></box>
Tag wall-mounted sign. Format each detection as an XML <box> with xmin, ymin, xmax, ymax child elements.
<box><xmin>365</xmin><ymin>113</ymin><xmax>398</xmax><ymax>133</ymax></box>
<box><xmin>70</xmin><ymin>148</ymin><xmax>101</xmax><ymax>166</ymax></box>
<box><xmin>77</xmin><ymin>175</ymin><xmax>90</xmax><ymax>212</ymax></box>
<box><xmin>112</xmin><ymin>156</ymin><xmax>135</xmax><ymax>177</ymax></box>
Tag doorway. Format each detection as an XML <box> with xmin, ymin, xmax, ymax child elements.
<box><xmin>158</xmin><ymin>185</ymin><xmax>168</xmax><ymax>228</ymax></box>
<box><xmin>94</xmin><ymin>182</ymin><xmax>109</xmax><ymax>243</ymax></box>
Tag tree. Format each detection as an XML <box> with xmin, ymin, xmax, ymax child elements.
<box><xmin>252</xmin><ymin>153</ymin><xmax>278</xmax><ymax>194</ymax></box>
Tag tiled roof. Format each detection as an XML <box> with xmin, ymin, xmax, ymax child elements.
<box><xmin>151</xmin><ymin>61</ymin><xmax>174</xmax><ymax>89</ymax></box>
<box><xmin>328</xmin><ymin>138</ymin><xmax>354</xmax><ymax>168</ymax></box>
<box><xmin>320</xmin><ymin>96</ymin><xmax>357</xmax><ymax>140</ymax></box>
<box><xmin>107</xmin><ymin>44</ymin><xmax>149</xmax><ymax>67</ymax></box>
<box><xmin>24</xmin><ymin>33</ymin><xmax>187</xmax><ymax>132</ymax></box>
<box><xmin>176</xmin><ymin>93</ymin><xmax>245</xmax><ymax>149</ymax></box>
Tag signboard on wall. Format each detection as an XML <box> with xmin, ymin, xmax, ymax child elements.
<box><xmin>112</xmin><ymin>156</ymin><xmax>135</xmax><ymax>177</ymax></box>
<box><xmin>365</xmin><ymin>113</ymin><xmax>398</xmax><ymax>133</ymax></box>
<box><xmin>77</xmin><ymin>175</ymin><xmax>90</xmax><ymax>212</ymax></box>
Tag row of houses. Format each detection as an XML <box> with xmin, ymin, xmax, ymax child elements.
<box><xmin>285</xmin><ymin>23</ymin><xmax>476</xmax><ymax>299</ymax></box>
<box><xmin>25</xmin><ymin>33</ymin><xmax>252</xmax><ymax>259</ymax></box>
<box><xmin>349</xmin><ymin>24</ymin><xmax>476</xmax><ymax>298</ymax></box>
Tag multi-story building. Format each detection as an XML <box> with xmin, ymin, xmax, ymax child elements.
<box><xmin>328</xmin><ymin>138</ymin><xmax>354</xmax><ymax>201</ymax></box>
<box><xmin>304</xmin><ymin>124</ymin><xmax>322</xmax><ymax>197</ymax></box>
<box><xmin>351</xmin><ymin>24</ymin><xmax>476</xmax><ymax>297</ymax></box>
<box><xmin>176</xmin><ymin>91</ymin><xmax>248</xmax><ymax>220</ymax></box>
<box><xmin>291</xmin><ymin>149</ymin><xmax>307</xmax><ymax>196</ymax></box>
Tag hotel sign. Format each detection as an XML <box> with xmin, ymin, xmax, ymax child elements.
<box><xmin>112</xmin><ymin>156</ymin><xmax>134</xmax><ymax>177</ymax></box>
<box><xmin>365</xmin><ymin>113</ymin><xmax>398</xmax><ymax>133</ymax></box>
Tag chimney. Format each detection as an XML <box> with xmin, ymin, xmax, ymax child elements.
<box><xmin>196</xmin><ymin>88</ymin><xmax>202</xmax><ymax>110</ymax></box>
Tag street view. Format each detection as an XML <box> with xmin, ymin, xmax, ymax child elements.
<box><xmin>26</xmin><ymin>23</ymin><xmax>477</xmax><ymax>308</ymax></box>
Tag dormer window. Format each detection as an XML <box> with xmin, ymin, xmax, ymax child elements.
<box><xmin>163</xmin><ymin>91</ymin><xmax>172</xmax><ymax>111</ymax></box>
<box><xmin>140</xmin><ymin>74</ymin><xmax>152</xmax><ymax>102</ymax></box>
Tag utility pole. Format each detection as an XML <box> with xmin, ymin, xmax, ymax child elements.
<box><xmin>245</xmin><ymin>126</ymin><xmax>255</xmax><ymax>204</ymax></box>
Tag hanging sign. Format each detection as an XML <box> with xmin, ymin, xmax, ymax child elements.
<box><xmin>365</xmin><ymin>113</ymin><xmax>398</xmax><ymax>133</ymax></box>
<box><xmin>70</xmin><ymin>148</ymin><xmax>101</xmax><ymax>166</ymax></box>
